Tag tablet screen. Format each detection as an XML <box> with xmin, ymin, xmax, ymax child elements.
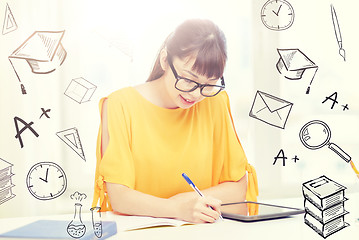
<box><xmin>220</xmin><ymin>201</ymin><xmax>304</xmax><ymax>221</ymax></box>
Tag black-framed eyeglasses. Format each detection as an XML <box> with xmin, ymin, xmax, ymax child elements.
<box><xmin>168</xmin><ymin>57</ymin><xmax>225</xmax><ymax>97</ymax></box>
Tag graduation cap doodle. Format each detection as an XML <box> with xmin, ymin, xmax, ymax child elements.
<box><xmin>276</xmin><ymin>48</ymin><xmax>318</xmax><ymax>94</ymax></box>
<box><xmin>8</xmin><ymin>30</ymin><xmax>67</xmax><ymax>94</ymax></box>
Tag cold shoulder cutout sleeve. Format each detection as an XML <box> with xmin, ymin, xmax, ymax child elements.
<box><xmin>92</xmin><ymin>92</ymin><xmax>135</xmax><ymax>211</ymax></box>
<box><xmin>213</xmin><ymin>92</ymin><xmax>259</xmax><ymax>214</ymax></box>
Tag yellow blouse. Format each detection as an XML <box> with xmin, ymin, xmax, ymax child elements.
<box><xmin>92</xmin><ymin>87</ymin><xmax>258</xmax><ymax>214</ymax></box>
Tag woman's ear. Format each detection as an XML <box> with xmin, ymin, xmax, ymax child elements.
<box><xmin>159</xmin><ymin>48</ymin><xmax>168</xmax><ymax>71</ymax></box>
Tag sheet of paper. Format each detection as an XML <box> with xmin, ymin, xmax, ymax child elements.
<box><xmin>104</xmin><ymin>212</ymin><xmax>192</xmax><ymax>231</ymax></box>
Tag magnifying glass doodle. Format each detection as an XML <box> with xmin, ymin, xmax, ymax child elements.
<box><xmin>299</xmin><ymin>120</ymin><xmax>359</xmax><ymax>178</ymax></box>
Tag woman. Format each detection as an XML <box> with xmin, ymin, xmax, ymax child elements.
<box><xmin>92</xmin><ymin>19</ymin><xmax>258</xmax><ymax>223</ymax></box>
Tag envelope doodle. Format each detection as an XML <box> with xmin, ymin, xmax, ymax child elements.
<box><xmin>249</xmin><ymin>91</ymin><xmax>293</xmax><ymax>129</ymax></box>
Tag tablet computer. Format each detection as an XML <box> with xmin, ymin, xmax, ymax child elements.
<box><xmin>221</xmin><ymin>201</ymin><xmax>305</xmax><ymax>222</ymax></box>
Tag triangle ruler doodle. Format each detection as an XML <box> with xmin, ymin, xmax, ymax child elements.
<box><xmin>2</xmin><ymin>3</ymin><xmax>18</xmax><ymax>35</ymax></box>
<box><xmin>56</xmin><ymin>128</ymin><xmax>86</xmax><ymax>161</ymax></box>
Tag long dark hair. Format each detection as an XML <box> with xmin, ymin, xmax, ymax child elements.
<box><xmin>146</xmin><ymin>19</ymin><xmax>227</xmax><ymax>82</ymax></box>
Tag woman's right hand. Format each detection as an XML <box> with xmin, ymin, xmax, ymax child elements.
<box><xmin>169</xmin><ymin>194</ymin><xmax>222</xmax><ymax>223</ymax></box>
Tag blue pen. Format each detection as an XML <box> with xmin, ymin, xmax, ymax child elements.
<box><xmin>182</xmin><ymin>173</ymin><xmax>223</xmax><ymax>220</ymax></box>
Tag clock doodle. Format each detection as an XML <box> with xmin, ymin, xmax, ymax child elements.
<box><xmin>26</xmin><ymin>162</ymin><xmax>67</xmax><ymax>200</ymax></box>
<box><xmin>261</xmin><ymin>0</ymin><xmax>294</xmax><ymax>31</ymax></box>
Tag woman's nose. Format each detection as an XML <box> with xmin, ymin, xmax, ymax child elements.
<box><xmin>190</xmin><ymin>87</ymin><xmax>202</xmax><ymax>99</ymax></box>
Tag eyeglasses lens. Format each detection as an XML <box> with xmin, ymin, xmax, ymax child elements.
<box><xmin>176</xmin><ymin>79</ymin><xmax>222</xmax><ymax>97</ymax></box>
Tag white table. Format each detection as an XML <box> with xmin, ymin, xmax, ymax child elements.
<box><xmin>1</xmin><ymin>194</ymin><xmax>358</xmax><ymax>240</ymax></box>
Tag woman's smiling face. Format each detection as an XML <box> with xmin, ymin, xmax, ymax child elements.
<box><xmin>165</xmin><ymin>55</ymin><xmax>221</xmax><ymax>109</ymax></box>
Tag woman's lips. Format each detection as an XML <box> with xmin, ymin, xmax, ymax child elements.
<box><xmin>180</xmin><ymin>95</ymin><xmax>195</xmax><ymax>105</ymax></box>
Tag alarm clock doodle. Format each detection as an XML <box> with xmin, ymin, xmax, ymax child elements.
<box><xmin>261</xmin><ymin>0</ymin><xmax>295</xmax><ymax>31</ymax></box>
<box><xmin>26</xmin><ymin>162</ymin><xmax>67</xmax><ymax>200</ymax></box>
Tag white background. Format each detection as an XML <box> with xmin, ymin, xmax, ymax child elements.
<box><xmin>0</xmin><ymin>0</ymin><xmax>358</xmax><ymax>219</ymax></box>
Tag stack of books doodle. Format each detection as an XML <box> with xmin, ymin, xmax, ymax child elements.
<box><xmin>0</xmin><ymin>158</ymin><xmax>15</xmax><ymax>205</ymax></box>
<box><xmin>302</xmin><ymin>175</ymin><xmax>349</xmax><ymax>238</ymax></box>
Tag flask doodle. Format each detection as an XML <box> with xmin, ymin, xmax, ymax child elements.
<box><xmin>67</xmin><ymin>192</ymin><xmax>87</xmax><ymax>239</ymax></box>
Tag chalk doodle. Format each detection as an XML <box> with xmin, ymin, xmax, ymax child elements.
<box><xmin>299</xmin><ymin>120</ymin><xmax>359</xmax><ymax>178</ymax></box>
<box><xmin>341</xmin><ymin>104</ymin><xmax>349</xmax><ymax>111</ymax></box>
<box><xmin>273</xmin><ymin>149</ymin><xmax>287</xmax><ymax>166</ymax></box>
<box><xmin>276</xmin><ymin>48</ymin><xmax>318</xmax><ymax>94</ymax></box>
<box><xmin>90</xmin><ymin>206</ymin><xmax>103</xmax><ymax>238</ymax></box>
<box><xmin>292</xmin><ymin>155</ymin><xmax>299</xmax><ymax>163</ymax></box>
<box><xmin>26</xmin><ymin>162</ymin><xmax>67</xmax><ymax>200</ymax></box>
<box><xmin>14</xmin><ymin>116</ymin><xmax>39</xmax><ymax>148</ymax></box>
<box><xmin>322</xmin><ymin>92</ymin><xmax>339</xmax><ymax>109</ymax></box>
<box><xmin>56</xmin><ymin>128</ymin><xmax>86</xmax><ymax>161</ymax></box>
<box><xmin>94</xmin><ymin>30</ymin><xmax>134</xmax><ymax>61</ymax></box>
<box><xmin>64</xmin><ymin>78</ymin><xmax>97</xmax><ymax>104</ymax></box>
<box><xmin>321</xmin><ymin>92</ymin><xmax>349</xmax><ymax>111</ymax></box>
<box><xmin>0</xmin><ymin>158</ymin><xmax>15</xmax><ymax>205</ymax></box>
<box><xmin>302</xmin><ymin>175</ymin><xmax>349</xmax><ymax>238</ymax></box>
<box><xmin>331</xmin><ymin>4</ymin><xmax>345</xmax><ymax>61</ymax></box>
<box><xmin>273</xmin><ymin>149</ymin><xmax>299</xmax><ymax>166</ymax></box>
<box><xmin>260</xmin><ymin>0</ymin><xmax>295</xmax><ymax>31</ymax></box>
<box><xmin>8</xmin><ymin>31</ymin><xmax>67</xmax><ymax>94</ymax></box>
<box><xmin>70</xmin><ymin>191</ymin><xmax>87</xmax><ymax>202</ymax></box>
<box><xmin>249</xmin><ymin>90</ymin><xmax>293</xmax><ymax>129</ymax></box>
<box><xmin>2</xmin><ymin>3</ymin><xmax>17</xmax><ymax>35</ymax></box>
<box><xmin>39</xmin><ymin>108</ymin><xmax>51</xmax><ymax>119</ymax></box>
<box><xmin>67</xmin><ymin>192</ymin><xmax>87</xmax><ymax>239</ymax></box>
<box><xmin>299</xmin><ymin>120</ymin><xmax>351</xmax><ymax>162</ymax></box>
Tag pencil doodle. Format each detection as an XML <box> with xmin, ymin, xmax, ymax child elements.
<box><xmin>64</xmin><ymin>78</ymin><xmax>97</xmax><ymax>104</ymax></box>
<box><xmin>2</xmin><ymin>3</ymin><xmax>17</xmax><ymax>35</ymax></box>
<box><xmin>0</xmin><ymin>158</ymin><xmax>15</xmax><ymax>205</ymax></box>
<box><xmin>260</xmin><ymin>0</ymin><xmax>295</xmax><ymax>31</ymax></box>
<box><xmin>302</xmin><ymin>175</ymin><xmax>349</xmax><ymax>238</ymax></box>
<box><xmin>90</xmin><ymin>206</ymin><xmax>103</xmax><ymax>238</ymax></box>
<box><xmin>276</xmin><ymin>48</ymin><xmax>318</xmax><ymax>94</ymax></box>
<box><xmin>56</xmin><ymin>128</ymin><xmax>86</xmax><ymax>161</ymax></box>
<box><xmin>67</xmin><ymin>192</ymin><xmax>87</xmax><ymax>238</ymax></box>
<box><xmin>331</xmin><ymin>4</ymin><xmax>345</xmax><ymax>61</ymax></box>
<box><xmin>14</xmin><ymin>116</ymin><xmax>39</xmax><ymax>148</ymax></box>
<box><xmin>26</xmin><ymin>162</ymin><xmax>67</xmax><ymax>200</ymax></box>
<box><xmin>8</xmin><ymin>31</ymin><xmax>67</xmax><ymax>94</ymax></box>
<box><xmin>39</xmin><ymin>108</ymin><xmax>51</xmax><ymax>119</ymax></box>
<box><xmin>249</xmin><ymin>90</ymin><xmax>293</xmax><ymax>129</ymax></box>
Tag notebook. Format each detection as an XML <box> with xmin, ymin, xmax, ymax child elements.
<box><xmin>0</xmin><ymin>220</ymin><xmax>117</xmax><ymax>239</ymax></box>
